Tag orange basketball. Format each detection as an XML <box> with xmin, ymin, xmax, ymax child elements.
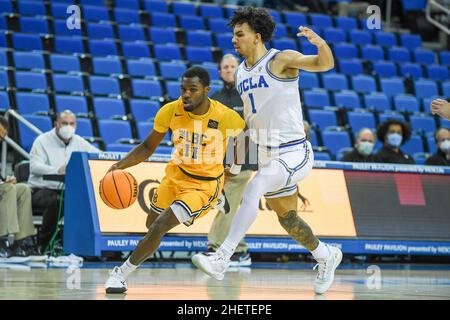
<box><xmin>99</xmin><ymin>170</ymin><xmax>138</xmax><ymax>209</ymax></box>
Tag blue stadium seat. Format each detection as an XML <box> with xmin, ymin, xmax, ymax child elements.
<box><xmin>89</xmin><ymin>76</ymin><xmax>120</xmax><ymax>96</ymax></box>
<box><xmin>314</xmin><ymin>152</ymin><xmax>331</xmax><ymax>161</ymax></box>
<box><xmin>349</xmin><ymin>30</ymin><xmax>372</xmax><ymax>45</ymax></box>
<box><xmin>347</xmin><ymin>111</ymin><xmax>376</xmax><ymax>133</ymax></box>
<box><xmin>439</xmin><ymin>118</ymin><xmax>450</xmax><ymax>129</ymax></box>
<box><xmin>400</xmin><ymin>34</ymin><xmax>422</xmax><ymax>50</ymax></box>
<box><xmin>76</xmin><ymin>118</ymin><xmax>94</xmax><ymax>137</ymax></box>
<box><xmin>126</xmin><ymin>59</ymin><xmax>156</xmax><ymax>77</ymax></box>
<box><xmin>53</xmin><ymin>19</ymin><xmax>82</xmax><ymax>37</ymax></box>
<box><xmin>50</xmin><ymin>54</ymin><xmax>80</xmax><ymax>73</ymax></box>
<box><xmin>18</xmin><ymin>1</ymin><xmax>46</xmax><ymax>16</ymax></box>
<box><xmin>322</xmin><ymin>73</ymin><xmax>348</xmax><ymax>91</ymax></box>
<box><xmin>179</xmin><ymin>16</ymin><xmax>205</xmax><ymax>30</ymax></box>
<box><xmin>199</xmin><ymin>4</ymin><xmax>223</xmax><ymax>18</ymax></box>
<box><xmin>154</xmin><ymin>44</ymin><xmax>182</xmax><ymax>61</ymax></box>
<box><xmin>52</xmin><ymin>74</ymin><xmax>84</xmax><ymax>93</ymax></box>
<box><xmin>106</xmin><ymin>143</ymin><xmax>135</xmax><ymax>153</ymax></box>
<box><xmin>414</xmin><ymin>79</ymin><xmax>439</xmax><ymax>99</ymax></box>
<box><xmin>209</xmin><ymin>83</ymin><xmax>223</xmax><ymax>96</ymax></box>
<box><xmin>310</xmin><ymin>14</ymin><xmax>333</xmax><ymax>29</ymax></box>
<box><xmin>442</xmin><ymin>81</ymin><xmax>450</xmax><ymax>97</ymax></box>
<box><xmin>208</xmin><ymin>18</ymin><xmax>229</xmax><ymax>33</ymax></box>
<box><xmin>15</xmin><ymin>71</ymin><xmax>47</xmax><ymax>91</ymax></box>
<box><xmin>132</xmin><ymin>79</ymin><xmax>162</xmax><ymax>98</ymax></box>
<box><xmin>338</xmin><ymin>59</ymin><xmax>363</xmax><ymax>75</ymax></box>
<box><xmin>149</xmin><ymin>27</ymin><xmax>177</xmax><ymax>44</ymax></box>
<box><xmin>269</xmin><ymin>10</ymin><xmax>282</xmax><ymax>23</ymax></box>
<box><xmin>13</xmin><ymin>52</ymin><xmax>45</xmax><ymax>70</ymax></box>
<box><xmin>13</xmin><ymin>33</ymin><xmax>42</xmax><ymax>51</ymax></box>
<box><xmin>118</xmin><ymin>25</ymin><xmax>147</xmax><ymax>41</ymax></box>
<box><xmin>144</xmin><ymin>0</ymin><xmax>168</xmax><ymax>13</ymax></box>
<box><xmin>274</xmin><ymin>24</ymin><xmax>288</xmax><ymax>38</ymax></box>
<box><xmin>374</xmin><ymin>32</ymin><xmax>397</xmax><ymax>47</ymax></box>
<box><xmin>323</xmin><ymin>28</ymin><xmax>346</xmax><ymax>43</ymax></box>
<box><xmin>413</xmin><ymin>152</ymin><xmax>430</xmax><ymax>165</ymax></box>
<box><xmin>351</xmin><ymin>74</ymin><xmax>377</xmax><ymax>93</ymax></box>
<box><xmin>122</xmin><ymin>41</ymin><xmax>150</xmax><ymax>58</ymax></box>
<box><xmin>197</xmin><ymin>63</ymin><xmax>220</xmax><ymax>81</ymax></box>
<box><xmin>55</xmin><ymin>36</ymin><xmax>84</xmax><ymax>54</ymax></box>
<box><xmin>186</xmin><ymin>30</ymin><xmax>213</xmax><ymax>47</ymax></box>
<box><xmin>372</xmin><ymin>60</ymin><xmax>397</xmax><ymax>78</ymax></box>
<box><xmin>159</xmin><ymin>61</ymin><xmax>186</xmax><ymax>80</ymax></box>
<box><xmin>299</xmin><ymin>72</ymin><xmax>319</xmax><ymax>90</ymax></box>
<box><xmin>426</xmin><ymin>65</ymin><xmax>449</xmax><ymax>81</ymax></box>
<box><xmin>393</xmin><ymin>94</ymin><xmax>420</xmax><ymax>113</ymax></box>
<box><xmin>308</xmin><ymin>109</ymin><xmax>338</xmax><ymax>130</ymax></box>
<box><xmin>0</xmin><ymin>15</ymin><xmax>6</xmax><ymax>30</ymax></box>
<box><xmin>216</xmin><ymin>33</ymin><xmax>234</xmax><ymax>49</ymax></box>
<box><xmin>0</xmin><ymin>49</ymin><xmax>6</xmax><ymax>66</ymax></box>
<box><xmin>130</xmin><ymin>99</ymin><xmax>159</xmax><ymax>121</ymax></box>
<box><xmin>378</xmin><ymin>112</ymin><xmax>404</xmax><ymax>124</ymax></box>
<box><xmin>388</xmin><ymin>46</ymin><xmax>411</xmax><ymax>63</ymax></box>
<box><xmin>83</xmin><ymin>5</ymin><xmax>110</xmax><ymax>22</ymax></box>
<box><xmin>0</xmin><ymin>31</ymin><xmax>6</xmax><ymax>48</ymax></box>
<box><xmin>283</xmin><ymin>12</ymin><xmax>307</xmax><ymax>28</ymax></box>
<box><xmin>154</xmin><ymin>145</ymin><xmax>173</xmax><ymax>155</ymax></box>
<box><xmin>150</xmin><ymin>13</ymin><xmax>177</xmax><ymax>28</ymax></box>
<box><xmin>93</xmin><ymin>98</ymin><xmax>126</xmax><ymax>119</ymax></box>
<box><xmin>337</xmin><ymin>147</ymin><xmax>355</xmax><ymax>161</ymax></box>
<box><xmin>0</xmin><ymin>0</ymin><xmax>13</xmax><ymax>13</ymax></box>
<box><xmin>303</xmin><ymin>90</ymin><xmax>330</xmax><ymax>108</ymax></box>
<box><xmin>19</xmin><ymin>115</ymin><xmax>52</xmax><ymax>152</ymax></box>
<box><xmin>114</xmin><ymin>8</ymin><xmax>141</xmax><ymax>24</ymax></box>
<box><xmin>186</xmin><ymin>46</ymin><xmax>213</xmax><ymax>62</ymax></box>
<box><xmin>0</xmin><ymin>91</ymin><xmax>10</xmax><ymax>111</ymax></box>
<box><xmin>309</xmin><ymin>129</ymin><xmax>318</xmax><ymax>146</ymax></box>
<box><xmin>93</xmin><ymin>57</ymin><xmax>122</xmax><ymax>75</ymax></box>
<box><xmin>333</xmin><ymin>43</ymin><xmax>358</xmax><ymax>59</ymax></box>
<box><xmin>361</xmin><ymin>45</ymin><xmax>385</xmax><ymax>61</ymax></box>
<box><xmin>335</xmin><ymin>16</ymin><xmax>358</xmax><ymax>31</ymax></box>
<box><xmin>51</xmin><ymin>3</ymin><xmax>72</xmax><ymax>19</ymax></box>
<box><xmin>20</xmin><ymin>17</ymin><xmax>49</xmax><ymax>34</ymax></box>
<box><xmin>16</xmin><ymin>93</ymin><xmax>49</xmax><ymax>115</ymax></box>
<box><xmin>440</xmin><ymin>51</ymin><xmax>450</xmax><ymax>66</ymax></box>
<box><xmin>137</xmin><ymin>121</ymin><xmax>153</xmax><ymax>140</ymax></box>
<box><xmin>399</xmin><ymin>62</ymin><xmax>424</xmax><ymax>79</ymax></box>
<box><xmin>272</xmin><ymin>38</ymin><xmax>297</xmax><ymax>51</ymax></box>
<box><xmin>115</xmin><ymin>0</ymin><xmax>140</xmax><ymax>9</ymax></box>
<box><xmin>414</xmin><ymin>48</ymin><xmax>436</xmax><ymax>64</ymax></box>
<box><xmin>172</xmin><ymin>1</ymin><xmax>197</xmax><ymax>15</ymax></box>
<box><xmin>166</xmin><ymin>81</ymin><xmax>181</xmax><ymax>100</ymax></box>
<box><xmin>380</xmin><ymin>77</ymin><xmax>405</xmax><ymax>97</ymax></box>
<box><xmin>364</xmin><ymin>93</ymin><xmax>391</xmax><ymax>111</ymax></box>
<box><xmin>334</xmin><ymin>91</ymin><xmax>361</xmax><ymax>110</ymax></box>
<box><xmin>79</xmin><ymin>0</ymin><xmax>104</xmax><ymax>6</ymax></box>
<box><xmin>422</xmin><ymin>97</ymin><xmax>433</xmax><ymax>114</ymax></box>
<box><xmin>0</xmin><ymin>70</ymin><xmax>8</xmax><ymax>88</ymax></box>
<box><xmin>98</xmin><ymin>120</ymin><xmax>132</xmax><ymax>144</ymax></box>
<box><xmin>89</xmin><ymin>39</ymin><xmax>118</xmax><ymax>56</ymax></box>
<box><xmin>322</xmin><ymin>130</ymin><xmax>352</xmax><ymax>157</ymax></box>
<box><xmin>86</xmin><ymin>23</ymin><xmax>115</xmax><ymax>39</ymax></box>
<box><xmin>54</xmin><ymin>95</ymin><xmax>88</xmax><ymax>114</ymax></box>
<box><xmin>402</xmin><ymin>134</ymin><xmax>424</xmax><ymax>154</ymax></box>
<box><xmin>409</xmin><ymin>114</ymin><xmax>437</xmax><ymax>134</ymax></box>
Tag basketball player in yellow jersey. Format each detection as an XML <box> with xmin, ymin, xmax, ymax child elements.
<box><xmin>104</xmin><ymin>67</ymin><xmax>245</xmax><ymax>293</ymax></box>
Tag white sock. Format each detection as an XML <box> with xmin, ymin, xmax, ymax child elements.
<box><xmin>218</xmin><ymin>239</ymin><xmax>236</xmax><ymax>261</ymax></box>
<box><xmin>119</xmin><ymin>258</ymin><xmax>137</xmax><ymax>279</ymax></box>
<box><xmin>311</xmin><ymin>241</ymin><xmax>330</xmax><ymax>261</ymax></box>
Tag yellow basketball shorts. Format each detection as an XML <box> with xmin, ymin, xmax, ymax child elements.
<box><xmin>150</xmin><ymin>165</ymin><xmax>224</xmax><ymax>226</ymax></box>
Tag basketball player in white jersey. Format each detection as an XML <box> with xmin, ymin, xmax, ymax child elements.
<box><xmin>192</xmin><ymin>7</ymin><xmax>342</xmax><ymax>294</ymax></box>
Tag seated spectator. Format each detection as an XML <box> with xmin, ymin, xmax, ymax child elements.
<box><xmin>0</xmin><ymin>116</ymin><xmax>41</xmax><ymax>261</ymax></box>
<box><xmin>425</xmin><ymin>127</ymin><xmax>450</xmax><ymax>166</ymax></box>
<box><xmin>341</xmin><ymin>128</ymin><xmax>377</xmax><ymax>162</ymax></box>
<box><xmin>28</xmin><ymin>110</ymin><xmax>99</xmax><ymax>252</ymax></box>
<box><xmin>375</xmin><ymin>119</ymin><xmax>415</xmax><ymax>164</ymax></box>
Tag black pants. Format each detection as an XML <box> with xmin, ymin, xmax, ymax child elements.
<box><xmin>31</xmin><ymin>188</ymin><xmax>64</xmax><ymax>248</ymax></box>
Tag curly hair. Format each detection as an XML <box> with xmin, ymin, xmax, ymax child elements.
<box><xmin>228</xmin><ymin>7</ymin><xmax>275</xmax><ymax>42</ymax></box>
<box><xmin>376</xmin><ymin>119</ymin><xmax>412</xmax><ymax>145</ymax></box>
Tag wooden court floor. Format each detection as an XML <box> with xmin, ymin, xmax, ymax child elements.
<box><xmin>1</xmin><ymin>262</ymin><xmax>449</xmax><ymax>300</ymax></box>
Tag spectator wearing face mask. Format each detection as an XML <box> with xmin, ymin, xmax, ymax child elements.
<box><xmin>374</xmin><ymin>119</ymin><xmax>415</xmax><ymax>164</ymax></box>
<box><xmin>425</xmin><ymin>127</ymin><xmax>450</xmax><ymax>166</ymax></box>
<box><xmin>341</xmin><ymin>128</ymin><xmax>377</xmax><ymax>162</ymax></box>
<box><xmin>28</xmin><ymin>110</ymin><xmax>99</xmax><ymax>251</ymax></box>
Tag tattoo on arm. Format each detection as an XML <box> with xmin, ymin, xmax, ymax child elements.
<box><xmin>278</xmin><ymin>210</ymin><xmax>319</xmax><ymax>251</ymax></box>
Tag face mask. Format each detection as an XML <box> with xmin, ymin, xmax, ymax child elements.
<box><xmin>357</xmin><ymin>141</ymin><xmax>374</xmax><ymax>156</ymax></box>
<box><xmin>439</xmin><ymin>140</ymin><xmax>450</xmax><ymax>153</ymax></box>
<box><xmin>387</xmin><ymin>133</ymin><xmax>402</xmax><ymax>147</ymax></box>
<box><xmin>59</xmin><ymin>125</ymin><xmax>75</xmax><ymax>140</ymax></box>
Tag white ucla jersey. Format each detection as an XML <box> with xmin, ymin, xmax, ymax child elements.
<box><xmin>236</xmin><ymin>48</ymin><xmax>305</xmax><ymax>147</ymax></box>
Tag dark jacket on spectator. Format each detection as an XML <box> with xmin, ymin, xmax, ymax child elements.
<box><xmin>425</xmin><ymin>149</ymin><xmax>450</xmax><ymax>166</ymax></box>
<box><xmin>341</xmin><ymin>148</ymin><xmax>377</xmax><ymax>163</ymax></box>
<box><xmin>374</xmin><ymin>145</ymin><xmax>415</xmax><ymax>164</ymax></box>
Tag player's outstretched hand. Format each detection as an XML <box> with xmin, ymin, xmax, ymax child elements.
<box><xmin>297</xmin><ymin>26</ymin><xmax>326</xmax><ymax>47</ymax></box>
<box><xmin>430</xmin><ymin>99</ymin><xmax>450</xmax><ymax>119</ymax></box>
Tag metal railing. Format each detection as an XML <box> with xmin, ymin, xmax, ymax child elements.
<box><xmin>1</xmin><ymin>109</ymin><xmax>42</xmax><ymax>178</ymax></box>
<box><xmin>426</xmin><ymin>0</ymin><xmax>450</xmax><ymax>35</ymax></box>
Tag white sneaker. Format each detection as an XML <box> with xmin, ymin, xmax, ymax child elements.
<box><xmin>313</xmin><ymin>245</ymin><xmax>342</xmax><ymax>294</ymax></box>
<box><xmin>105</xmin><ymin>266</ymin><xmax>128</xmax><ymax>294</ymax></box>
<box><xmin>191</xmin><ymin>251</ymin><xmax>229</xmax><ymax>280</ymax></box>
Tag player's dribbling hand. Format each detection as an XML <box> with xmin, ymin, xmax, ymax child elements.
<box><xmin>107</xmin><ymin>163</ymin><xmax>120</xmax><ymax>173</ymax></box>
<box><xmin>297</xmin><ymin>26</ymin><xmax>326</xmax><ymax>47</ymax></box>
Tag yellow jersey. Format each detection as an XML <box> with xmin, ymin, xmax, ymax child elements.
<box><xmin>153</xmin><ymin>97</ymin><xmax>245</xmax><ymax>178</ymax></box>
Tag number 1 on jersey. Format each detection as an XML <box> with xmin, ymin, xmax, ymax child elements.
<box><xmin>249</xmin><ymin>93</ymin><xmax>256</xmax><ymax>114</ymax></box>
